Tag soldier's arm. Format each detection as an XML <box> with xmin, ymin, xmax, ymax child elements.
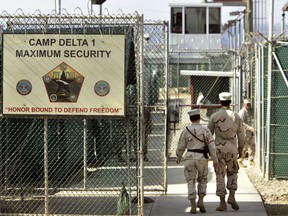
<box><xmin>176</xmin><ymin>129</ymin><xmax>187</xmax><ymax>163</ymax></box>
<box><xmin>239</xmin><ymin>109</ymin><xmax>252</xmax><ymax>131</ymax></box>
<box><xmin>206</xmin><ymin>129</ymin><xmax>218</xmax><ymax>164</ymax></box>
<box><xmin>207</xmin><ymin>117</ymin><xmax>214</xmax><ymax>135</ymax></box>
<box><xmin>236</xmin><ymin>115</ymin><xmax>245</xmax><ymax>157</ymax></box>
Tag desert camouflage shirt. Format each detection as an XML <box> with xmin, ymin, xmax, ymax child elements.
<box><xmin>176</xmin><ymin>122</ymin><xmax>218</xmax><ymax>164</ymax></box>
<box><xmin>207</xmin><ymin>107</ymin><xmax>245</xmax><ymax>154</ymax></box>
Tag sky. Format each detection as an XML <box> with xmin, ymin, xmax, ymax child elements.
<box><xmin>0</xmin><ymin>0</ymin><xmax>287</xmax><ymax>24</ymax></box>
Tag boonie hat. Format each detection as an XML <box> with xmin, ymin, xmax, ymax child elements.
<box><xmin>219</xmin><ymin>92</ymin><xmax>232</xmax><ymax>101</ymax></box>
<box><xmin>243</xmin><ymin>99</ymin><xmax>250</xmax><ymax>104</ymax></box>
<box><xmin>187</xmin><ymin>109</ymin><xmax>200</xmax><ymax>116</ymax></box>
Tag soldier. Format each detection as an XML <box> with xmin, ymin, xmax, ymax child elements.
<box><xmin>238</xmin><ymin>99</ymin><xmax>255</xmax><ymax>167</ymax></box>
<box><xmin>176</xmin><ymin>109</ymin><xmax>218</xmax><ymax>214</ymax></box>
<box><xmin>207</xmin><ymin>92</ymin><xmax>245</xmax><ymax>211</ymax></box>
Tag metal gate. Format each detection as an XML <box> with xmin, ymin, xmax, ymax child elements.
<box><xmin>0</xmin><ymin>13</ymin><xmax>168</xmax><ymax>215</ymax></box>
<box><xmin>167</xmin><ymin>50</ymin><xmax>239</xmax><ymax>157</ymax></box>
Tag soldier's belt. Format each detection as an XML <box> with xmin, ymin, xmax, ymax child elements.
<box><xmin>187</xmin><ymin>149</ymin><xmax>205</xmax><ymax>153</ymax></box>
<box><xmin>187</xmin><ymin>149</ymin><xmax>209</xmax><ymax>159</ymax></box>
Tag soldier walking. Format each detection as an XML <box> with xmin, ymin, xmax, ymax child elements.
<box><xmin>176</xmin><ymin>109</ymin><xmax>218</xmax><ymax>214</ymax></box>
<box><xmin>238</xmin><ymin>99</ymin><xmax>255</xmax><ymax>167</ymax></box>
<box><xmin>207</xmin><ymin>92</ymin><xmax>245</xmax><ymax>211</ymax></box>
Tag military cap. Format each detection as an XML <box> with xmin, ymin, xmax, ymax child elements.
<box><xmin>243</xmin><ymin>99</ymin><xmax>250</xmax><ymax>104</ymax></box>
<box><xmin>187</xmin><ymin>109</ymin><xmax>200</xmax><ymax>116</ymax></box>
<box><xmin>219</xmin><ymin>92</ymin><xmax>232</xmax><ymax>101</ymax></box>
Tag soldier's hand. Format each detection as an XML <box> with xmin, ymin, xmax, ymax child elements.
<box><xmin>238</xmin><ymin>147</ymin><xmax>243</xmax><ymax>159</ymax></box>
<box><xmin>250</xmin><ymin>127</ymin><xmax>255</xmax><ymax>132</ymax></box>
<box><xmin>214</xmin><ymin>162</ymin><xmax>220</xmax><ymax>173</ymax></box>
<box><xmin>213</xmin><ymin>162</ymin><xmax>219</xmax><ymax>170</ymax></box>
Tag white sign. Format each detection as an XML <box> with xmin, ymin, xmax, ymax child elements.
<box><xmin>3</xmin><ymin>34</ymin><xmax>125</xmax><ymax>116</ymax></box>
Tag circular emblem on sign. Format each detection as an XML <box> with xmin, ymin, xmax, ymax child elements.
<box><xmin>94</xmin><ymin>80</ymin><xmax>110</xmax><ymax>97</ymax></box>
<box><xmin>16</xmin><ymin>80</ymin><xmax>32</xmax><ymax>95</ymax></box>
<box><xmin>60</xmin><ymin>63</ymin><xmax>67</xmax><ymax>72</ymax></box>
<box><xmin>50</xmin><ymin>94</ymin><xmax>58</xmax><ymax>102</ymax></box>
<box><xmin>69</xmin><ymin>94</ymin><xmax>77</xmax><ymax>102</ymax></box>
<box><xmin>76</xmin><ymin>76</ymin><xmax>84</xmax><ymax>83</ymax></box>
<box><xmin>43</xmin><ymin>75</ymin><xmax>52</xmax><ymax>83</ymax></box>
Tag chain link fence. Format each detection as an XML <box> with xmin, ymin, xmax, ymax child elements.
<box><xmin>0</xmin><ymin>12</ymin><xmax>168</xmax><ymax>215</ymax></box>
<box><xmin>3</xmin><ymin>4</ymin><xmax>288</xmax><ymax>215</ymax></box>
<box><xmin>167</xmin><ymin>50</ymin><xmax>238</xmax><ymax>158</ymax></box>
<box><xmin>142</xmin><ymin>22</ymin><xmax>168</xmax><ymax>193</ymax></box>
<box><xmin>251</xmin><ymin>38</ymin><xmax>288</xmax><ymax>179</ymax></box>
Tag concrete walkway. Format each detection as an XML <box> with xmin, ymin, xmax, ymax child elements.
<box><xmin>145</xmin><ymin>160</ymin><xmax>267</xmax><ymax>216</ymax></box>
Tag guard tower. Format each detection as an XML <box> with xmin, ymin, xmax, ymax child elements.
<box><xmin>169</xmin><ymin>2</ymin><xmax>223</xmax><ymax>51</ymax></box>
<box><xmin>169</xmin><ymin>0</ymin><xmax>246</xmax><ymax>51</ymax></box>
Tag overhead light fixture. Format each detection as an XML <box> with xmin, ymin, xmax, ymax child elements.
<box><xmin>283</xmin><ymin>2</ymin><xmax>288</xmax><ymax>11</ymax></box>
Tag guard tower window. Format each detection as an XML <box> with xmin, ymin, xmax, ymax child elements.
<box><xmin>185</xmin><ymin>7</ymin><xmax>206</xmax><ymax>34</ymax></box>
<box><xmin>171</xmin><ymin>7</ymin><xmax>182</xmax><ymax>33</ymax></box>
<box><xmin>170</xmin><ymin>5</ymin><xmax>221</xmax><ymax>35</ymax></box>
<box><xmin>209</xmin><ymin>7</ymin><xmax>221</xmax><ymax>33</ymax></box>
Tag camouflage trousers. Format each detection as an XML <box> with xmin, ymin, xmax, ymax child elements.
<box><xmin>215</xmin><ymin>151</ymin><xmax>239</xmax><ymax>196</ymax></box>
<box><xmin>184</xmin><ymin>159</ymin><xmax>209</xmax><ymax>200</ymax></box>
<box><xmin>240</xmin><ymin>135</ymin><xmax>255</xmax><ymax>161</ymax></box>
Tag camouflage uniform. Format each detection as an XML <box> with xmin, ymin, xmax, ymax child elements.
<box><xmin>176</xmin><ymin>123</ymin><xmax>218</xmax><ymax>200</ymax></box>
<box><xmin>238</xmin><ymin>107</ymin><xmax>255</xmax><ymax>162</ymax></box>
<box><xmin>207</xmin><ymin>107</ymin><xmax>245</xmax><ymax>197</ymax></box>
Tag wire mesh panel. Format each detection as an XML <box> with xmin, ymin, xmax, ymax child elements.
<box><xmin>0</xmin><ymin>13</ymin><xmax>168</xmax><ymax>216</ymax></box>
<box><xmin>268</xmin><ymin>43</ymin><xmax>288</xmax><ymax>178</ymax></box>
<box><xmin>0</xmin><ymin>118</ymin><xmax>44</xmax><ymax>213</ymax></box>
<box><xmin>251</xmin><ymin>40</ymin><xmax>288</xmax><ymax>179</ymax></box>
<box><xmin>0</xmin><ymin>117</ymin><xmax>139</xmax><ymax>215</ymax></box>
<box><xmin>167</xmin><ymin>51</ymin><xmax>236</xmax><ymax>158</ymax></box>
<box><xmin>250</xmin><ymin>42</ymin><xmax>268</xmax><ymax>174</ymax></box>
<box><xmin>142</xmin><ymin>22</ymin><xmax>168</xmax><ymax>192</ymax></box>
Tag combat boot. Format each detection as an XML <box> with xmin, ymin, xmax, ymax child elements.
<box><xmin>228</xmin><ymin>189</ymin><xmax>239</xmax><ymax>210</ymax></box>
<box><xmin>197</xmin><ymin>193</ymin><xmax>206</xmax><ymax>213</ymax></box>
<box><xmin>216</xmin><ymin>195</ymin><xmax>227</xmax><ymax>211</ymax></box>
<box><xmin>249</xmin><ymin>160</ymin><xmax>255</xmax><ymax>166</ymax></box>
<box><xmin>238</xmin><ymin>160</ymin><xmax>247</xmax><ymax>168</ymax></box>
<box><xmin>190</xmin><ymin>198</ymin><xmax>196</xmax><ymax>214</ymax></box>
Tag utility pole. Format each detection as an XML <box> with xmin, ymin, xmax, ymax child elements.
<box><xmin>266</xmin><ymin>0</ymin><xmax>274</xmax><ymax>180</ymax></box>
<box><xmin>246</xmin><ymin>0</ymin><xmax>253</xmax><ymax>35</ymax></box>
<box><xmin>55</xmin><ymin>0</ymin><xmax>61</xmax><ymax>15</ymax></box>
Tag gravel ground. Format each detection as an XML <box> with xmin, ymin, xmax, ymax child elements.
<box><xmin>245</xmin><ymin>164</ymin><xmax>288</xmax><ymax>215</ymax></box>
